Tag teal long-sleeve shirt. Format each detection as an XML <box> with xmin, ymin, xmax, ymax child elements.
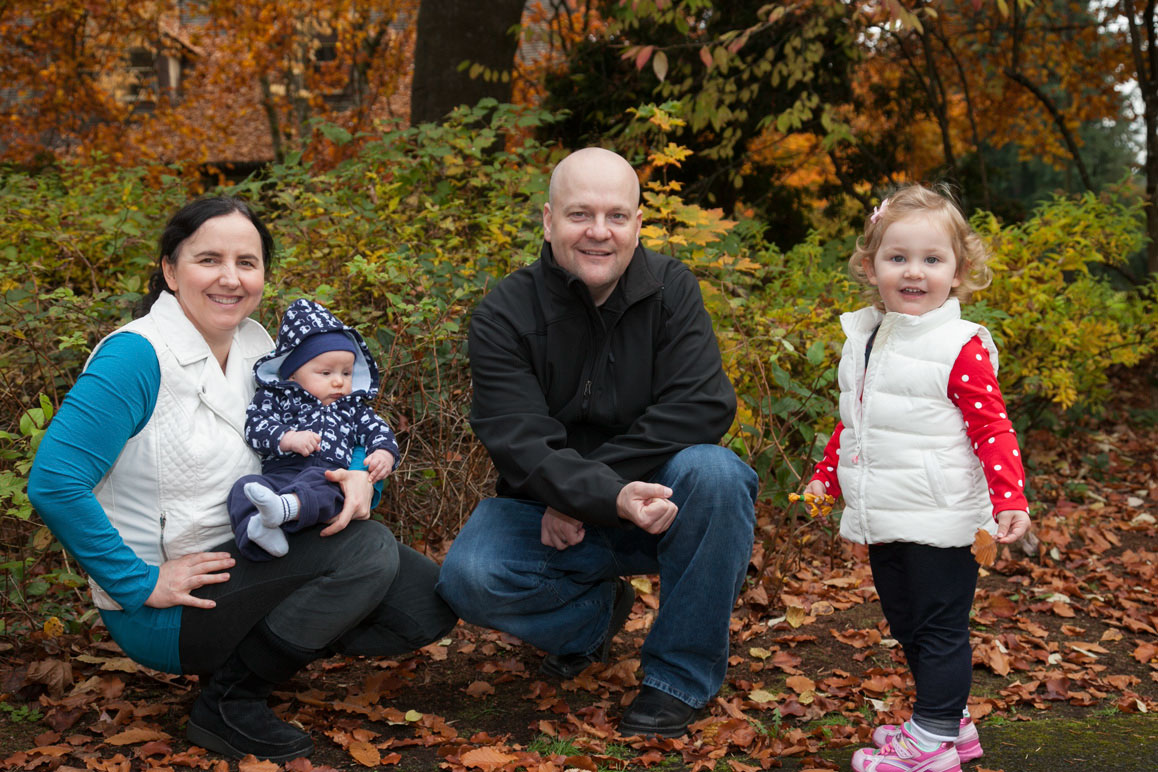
<box><xmin>28</xmin><ymin>332</ymin><xmax>180</xmax><ymax>670</ymax></box>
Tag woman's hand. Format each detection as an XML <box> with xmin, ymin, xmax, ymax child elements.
<box><xmin>322</xmin><ymin>468</ymin><xmax>373</xmax><ymax>536</ymax></box>
<box><xmin>145</xmin><ymin>551</ymin><xmax>235</xmax><ymax>609</ymax></box>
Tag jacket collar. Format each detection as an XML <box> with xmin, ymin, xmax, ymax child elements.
<box><xmin>841</xmin><ymin>297</ymin><xmax>962</xmax><ymax>340</ymax></box>
<box><xmin>149</xmin><ymin>291</ymin><xmax>271</xmax><ymax>368</ymax></box>
<box><xmin>539</xmin><ymin>240</ymin><xmax>663</xmax><ymax>311</ymax></box>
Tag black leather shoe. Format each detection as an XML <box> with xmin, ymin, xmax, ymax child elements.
<box><xmin>540</xmin><ymin>576</ymin><xmax>634</xmax><ymax>679</ymax></box>
<box><xmin>618</xmin><ymin>685</ymin><xmax>699</xmax><ymax>738</ymax></box>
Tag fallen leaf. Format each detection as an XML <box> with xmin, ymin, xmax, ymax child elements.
<box><xmin>348</xmin><ymin>741</ymin><xmax>380</xmax><ymax>767</ymax></box>
<box><xmin>238</xmin><ymin>756</ymin><xmax>281</xmax><ymax>772</ymax></box>
<box><xmin>466</xmin><ymin>680</ymin><xmax>495</xmax><ymax>698</ymax></box>
<box><xmin>460</xmin><ymin>746</ymin><xmax>517</xmax><ymax>770</ymax></box>
<box><xmin>785</xmin><ymin>675</ymin><xmax>816</xmax><ymax>694</ymax></box>
<box><xmin>105</xmin><ymin>727</ymin><xmax>170</xmax><ymax>746</ymax></box>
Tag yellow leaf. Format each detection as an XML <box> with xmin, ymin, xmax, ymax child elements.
<box><xmin>630</xmin><ymin>577</ymin><xmax>653</xmax><ymax>595</ymax></box>
<box><xmin>748</xmin><ymin>647</ymin><xmax>772</xmax><ymax>660</ymax></box>
<box><xmin>748</xmin><ymin>688</ymin><xmax>777</xmax><ymax>703</ymax></box>
<box><xmin>43</xmin><ymin>616</ymin><xmax>65</xmax><ymax>637</ymax></box>
<box><xmin>404</xmin><ymin>709</ymin><xmax>423</xmax><ymax>722</ymax></box>
<box><xmin>785</xmin><ymin>606</ymin><xmax>807</xmax><ymax>628</ymax></box>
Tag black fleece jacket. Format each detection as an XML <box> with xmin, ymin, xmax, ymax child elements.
<box><xmin>468</xmin><ymin>241</ymin><xmax>737</xmax><ymax>527</ymax></box>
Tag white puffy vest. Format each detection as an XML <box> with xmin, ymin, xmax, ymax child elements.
<box><xmin>836</xmin><ymin>299</ymin><xmax>999</xmax><ymax>548</ymax></box>
<box><xmin>86</xmin><ymin>292</ymin><xmax>272</xmax><ymax>609</ymax></box>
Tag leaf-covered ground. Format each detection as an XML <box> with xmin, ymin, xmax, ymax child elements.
<box><xmin>3</xmin><ymin>366</ymin><xmax>1157</xmax><ymax>771</ymax></box>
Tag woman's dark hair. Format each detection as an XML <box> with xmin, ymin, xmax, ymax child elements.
<box><xmin>136</xmin><ymin>196</ymin><xmax>276</xmax><ymax>317</ymax></box>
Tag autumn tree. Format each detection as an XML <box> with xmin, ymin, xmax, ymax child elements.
<box><xmin>409</xmin><ymin>0</ymin><xmax>527</xmax><ymax>124</ymax></box>
<box><xmin>0</xmin><ymin>1</ymin><xmax>163</xmax><ymax>165</ymax></box>
<box><xmin>1115</xmin><ymin>0</ymin><xmax>1158</xmax><ymax>274</ymax></box>
<box><xmin>0</xmin><ymin>0</ymin><xmax>417</xmax><ymax>169</ymax></box>
<box><xmin>540</xmin><ymin>0</ymin><xmax>863</xmax><ymax>244</ymax></box>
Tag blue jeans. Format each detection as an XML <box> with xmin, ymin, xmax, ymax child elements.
<box><xmin>437</xmin><ymin>444</ymin><xmax>757</xmax><ymax>707</ymax></box>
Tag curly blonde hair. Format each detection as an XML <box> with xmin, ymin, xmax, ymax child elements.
<box><xmin>849</xmin><ymin>183</ymin><xmax>992</xmax><ymax>310</ymax></box>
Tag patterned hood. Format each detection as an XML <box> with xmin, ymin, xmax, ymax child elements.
<box><xmin>254</xmin><ymin>298</ymin><xmax>379</xmax><ymax>400</ymax></box>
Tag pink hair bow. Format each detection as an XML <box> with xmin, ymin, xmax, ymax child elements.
<box><xmin>870</xmin><ymin>197</ymin><xmax>890</xmax><ymax>224</ymax></box>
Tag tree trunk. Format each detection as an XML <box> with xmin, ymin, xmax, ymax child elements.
<box><xmin>410</xmin><ymin>0</ymin><xmax>527</xmax><ymax>125</ymax></box>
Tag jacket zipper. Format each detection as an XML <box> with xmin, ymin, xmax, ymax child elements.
<box><xmin>159</xmin><ymin>511</ymin><xmax>169</xmax><ymax>562</ymax></box>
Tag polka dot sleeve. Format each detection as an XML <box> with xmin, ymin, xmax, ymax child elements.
<box><xmin>950</xmin><ymin>335</ymin><xmax>1029</xmax><ymax>516</ymax></box>
<box><xmin>809</xmin><ymin>421</ymin><xmax>844</xmax><ymax>499</ymax></box>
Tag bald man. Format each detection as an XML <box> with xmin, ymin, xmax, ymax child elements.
<box><xmin>437</xmin><ymin>148</ymin><xmax>757</xmax><ymax>737</ymax></box>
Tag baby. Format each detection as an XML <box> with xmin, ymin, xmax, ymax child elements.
<box><xmin>228</xmin><ymin>298</ymin><xmax>399</xmax><ymax>559</ymax></box>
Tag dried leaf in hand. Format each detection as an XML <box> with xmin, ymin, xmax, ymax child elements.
<box><xmin>972</xmin><ymin>529</ymin><xmax>997</xmax><ymax>567</ymax></box>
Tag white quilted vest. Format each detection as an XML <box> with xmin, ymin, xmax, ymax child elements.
<box><xmin>85</xmin><ymin>292</ymin><xmax>272</xmax><ymax>609</ymax></box>
<box><xmin>836</xmin><ymin>299</ymin><xmax>999</xmax><ymax>548</ymax></box>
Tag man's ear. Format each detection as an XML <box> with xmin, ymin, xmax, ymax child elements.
<box><xmin>542</xmin><ymin>203</ymin><xmax>553</xmax><ymax>242</ymax></box>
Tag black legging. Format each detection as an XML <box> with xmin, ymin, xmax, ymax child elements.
<box><xmin>179</xmin><ymin>519</ymin><xmax>457</xmax><ymax>675</ymax></box>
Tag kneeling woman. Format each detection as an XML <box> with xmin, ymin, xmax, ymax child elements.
<box><xmin>28</xmin><ymin>197</ymin><xmax>457</xmax><ymax>761</ymax></box>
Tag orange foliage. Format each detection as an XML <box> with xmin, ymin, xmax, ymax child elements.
<box><xmin>1</xmin><ymin>0</ymin><xmax>418</xmax><ymax>169</ymax></box>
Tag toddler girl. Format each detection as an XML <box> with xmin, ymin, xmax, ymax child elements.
<box><xmin>805</xmin><ymin>184</ymin><xmax>1031</xmax><ymax>772</ymax></box>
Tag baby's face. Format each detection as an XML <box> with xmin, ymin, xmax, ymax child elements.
<box><xmin>290</xmin><ymin>350</ymin><xmax>356</xmax><ymax>405</ymax></box>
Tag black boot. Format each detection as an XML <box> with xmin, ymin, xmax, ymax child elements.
<box><xmin>186</xmin><ymin>621</ymin><xmax>318</xmax><ymax>761</ymax></box>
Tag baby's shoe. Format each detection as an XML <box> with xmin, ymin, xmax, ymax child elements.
<box><xmin>852</xmin><ymin>724</ymin><xmax>961</xmax><ymax>772</ymax></box>
<box><xmin>872</xmin><ymin>717</ymin><xmax>982</xmax><ymax>763</ymax></box>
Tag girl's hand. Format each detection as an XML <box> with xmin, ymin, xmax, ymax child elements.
<box><xmin>995</xmin><ymin>509</ymin><xmax>1030</xmax><ymax>543</ymax></box>
<box><xmin>145</xmin><ymin>551</ymin><xmax>234</xmax><ymax>609</ymax></box>
<box><xmin>804</xmin><ymin>480</ymin><xmax>828</xmax><ymax>499</ymax></box>
<box><xmin>321</xmin><ymin>468</ymin><xmax>373</xmax><ymax>536</ymax></box>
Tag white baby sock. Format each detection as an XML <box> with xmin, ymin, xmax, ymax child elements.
<box><xmin>242</xmin><ymin>483</ymin><xmax>301</xmax><ymax>558</ymax></box>
<box><xmin>244</xmin><ymin>482</ymin><xmax>300</xmax><ymax>527</ymax></box>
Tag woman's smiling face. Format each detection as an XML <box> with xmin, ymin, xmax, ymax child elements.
<box><xmin>162</xmin><ymin>211</ymin><xmax>265</xmax><ymax>344</ymax></box>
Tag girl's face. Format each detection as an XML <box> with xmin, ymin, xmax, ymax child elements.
<box><xmin>863</xmin><ymin>214</ymin><xmax>961</xmax><ymax>316</ymax></box>
<box><xmin>162</xmin><ymin>211</ymin><xmax>265</xmax><ymax>344</ymax></box>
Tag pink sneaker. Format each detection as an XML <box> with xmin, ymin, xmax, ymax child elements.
<box><xmin>871</xmin><ymin>718</ymin><xmax>982</xmax><ymax>763</ymax></box>
<box><xmin>852</xmin><ymin>725</ymin><xmax>962</xmax><ymax>772</ymax></box>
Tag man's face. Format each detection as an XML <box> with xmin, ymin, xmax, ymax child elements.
<box><xmin>543</xmin><ymin>149</ymin><xmax>642</xmax><ymax>306</ymax></box>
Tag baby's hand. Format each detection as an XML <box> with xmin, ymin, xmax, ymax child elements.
<box><xmin>995</xmin><ymin>509</ymin><xmax>1030</xmax><ymax>543</ymax></box>
<box><xmin>280</xmin><ymin>430</ymin><xmax>321</xmax><ymax>456</ymax></box>
<box><xmin>365</xmin><ymin>449</ymin><xmax>396</xmax><ymax>483</ymax></box>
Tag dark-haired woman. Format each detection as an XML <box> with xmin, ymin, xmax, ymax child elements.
<box><xmin>28</xmin><ymin>197</ymin><xmax>456</xmax><ymax>761</ymax></box>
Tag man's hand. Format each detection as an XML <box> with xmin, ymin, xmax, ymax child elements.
<box><xmin>995</xmin><ymin>509</ymin><xmax>1030</xmax><ymax>543</ymax></box>
<box><xmin>280</xmin><ymin>430</ymin><xmax>321</xmax><ymax>456</ymax></box>
<box><xmin>145</xmin><ymin>551</ymin><xmax>235</xmax><ymax>609</ymax></box>
<box><xmin>321</xmin><ymin>468</ymin><xmax>373</xmax><ymax>536</ymax></box>
<box><xmin>541</xmin><ymin>507</ymin><xmax>585</xmax><ymax>550</ymax></box>
<box><xmin>617</xmin><ymin>481</ymin><xmax>678</xmax><ymax>534</ymax></box>
<box><xmin>365</xmin><ymin>449</ymin><xmax>396</xmax><ymax>483</ymax></box>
